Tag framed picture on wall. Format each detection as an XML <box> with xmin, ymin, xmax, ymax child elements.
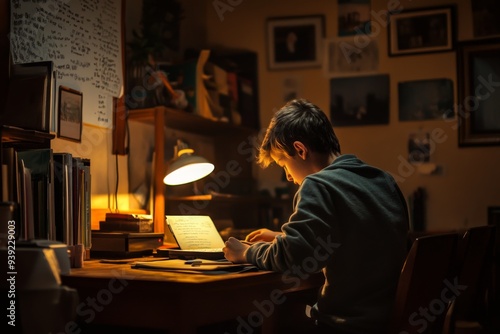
<box><xmin>398</xmin><ymin>78</ymin><xmax>454</xmax><ymax>121</ymax></box>
<box><xmin>388</xmin><ymin>6</ymin><xmax>455</xmax><ymax>56</ymax></box>
<box><xmin>337</xmin><ymin>0</ymin><xmax>371</xmax><ymax>36</ymax></box>
<box><xmin>457</xmin><ymin>38</ymin><xmax>500</xmax><ymax>147</ymax></box>
<box><xmin>472</xmin><ymin>0</ymin><xmax>500</xmax><ymax>38</ymax></box>
<box><xmin>266</xmin><ymin>15</ymin><xmax>325</xmax><ymax>70</ymax></box>
<box><xmin>58</xmin><ymin>86</ymin><xmax>83</xmax><ymax>142</ymax></box>
<box><xmin>329</xmin><ymin>74</ymin><xmax>390</xmax><ymax>126</ymax></box>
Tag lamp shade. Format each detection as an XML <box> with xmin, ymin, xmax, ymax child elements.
<box><xmin>163</xmin><ymin>142</ymin><xmax>214</xmax><ymax>186</ymax></box>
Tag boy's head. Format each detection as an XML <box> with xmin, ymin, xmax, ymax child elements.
<box><xmin>257</xmin><ymin>98</ymin><xmax>341</xmax><ymax>168</ymax></box>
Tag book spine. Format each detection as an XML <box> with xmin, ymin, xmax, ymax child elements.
<box><xmin>99</xmin><ymin>220</ymin><xmax>153</xmax><ymax>233</ymax></box>
<box><xmin>82</xmin><ymin>159</ymin><xmax>91</xmax><ymax>259</ymax></box>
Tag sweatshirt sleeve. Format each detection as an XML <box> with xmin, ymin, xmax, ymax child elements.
<box><xmin>245</xmin><ymin>178</ymin><xmax>339</xmax><ymax>272</ymax></box>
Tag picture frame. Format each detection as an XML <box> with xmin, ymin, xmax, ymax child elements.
<box><xmin>329</xmin><ymin>74</ymin><xmax>390</xmax><ymax>126</ymax></box>
<box><xmin>58</xmin><ymin>86</ymin><xmax>83</xmax><ymax>142</ymax></box>
<box><xmin>388</xmin><ymin>6</ymin><xmax>455</xmax><ymax>57</ymax></box>
<box><xmin>337</xmin><ymin>0</ymin><xmax>371</xmax><ymax>37</ymax></box>
<box><xmin>472</xmin><ymin>0</ymin><xmax>500</xmax><ymax>38</ymax></box>
<box><xmin>457</xmin><ymin>38</ymin><xmax>500</xmax><ymax>147</ymax></box>
<box><xmin>266</xmin><ymin>15</ymin><xmax>325</xmax><ymax>70</ymax></box>
<box><xmin>398</xmin><ymin>78</ymin><xmax>454</xmax><ymax>121</ymax></box>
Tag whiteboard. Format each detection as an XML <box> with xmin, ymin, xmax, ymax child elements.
<box><xmin>9</xmin><ymin>0</ymin><xmax>123</xmax><ymax>128</ymax></box>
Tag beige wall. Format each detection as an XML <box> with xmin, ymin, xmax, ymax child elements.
<box><xmin>51</xmin><ymin>126</ymin><xmax>130</xmax><ymax>212</ymax></box>
<box><xmin>201</xmin><ymin>0</ymin><xmax>500</xmax><ymax>230</ymax></box>
<box><xmin>114</xmin><ymin>0</ymin><xmax>499</xmax><ymax>230</ymax></box>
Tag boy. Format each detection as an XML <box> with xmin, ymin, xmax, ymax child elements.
<box><xmin>223</xmin><ymin>99</ymin><xmax>409</xmax><ymax>333</ymax></box>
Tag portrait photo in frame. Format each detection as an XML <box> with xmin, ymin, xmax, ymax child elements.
<box><xmin>388</xmin><ymin>5</ymin><xmax>455</xmax><ymax>57</ymax></box>
<box><xmin>457</xmin><ymin>38</ymin><xmax>500</xmax><ymax>147</ymax></box>
<box><xmin>266</xmin><ymin>15</ymin><xmax>325</xmax><ymax>70</ymax></box>
<box><xmin>58</xmin><ymin>86</ymin><xmax>83</xmax><ymax>142</ymax></box>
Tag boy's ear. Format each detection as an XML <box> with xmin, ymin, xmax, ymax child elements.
<box><xmin>293</xmin><ymin>141</ymin><xmax>307</xmax><ymax>159</ymax></box>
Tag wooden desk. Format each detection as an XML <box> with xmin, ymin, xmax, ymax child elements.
<box><xmin>61</xmin><ymin>259</ymin><xmax>324</xmax><ymax>334</ymax></box>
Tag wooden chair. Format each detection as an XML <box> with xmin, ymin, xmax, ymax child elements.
<box><xmin>390</xmin><ymin>233</ymin><xmax>459</xmax><ymax>334</ymax></box>
<box><xmin>445</xmin><ymin>225</ymin><xmax>496</xmax><ymax>334</ymax></box>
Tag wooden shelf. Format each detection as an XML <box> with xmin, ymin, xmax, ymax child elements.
<box><xmin>127</xmin><ymin>106</ymin><xmax>258</xmax><ymax>233</ymax></box>
<box><xmin>0</xmin><ymin>125</ymin><xmax>55</xmax><ymax>146</ymax></box>
<box><xmin>128</xmin><ymin>106</ymin><xmax>256</xmax><ymax>137</ymax></box>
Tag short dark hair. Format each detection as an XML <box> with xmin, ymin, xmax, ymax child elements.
<box><xmin>258</xmin><ymin>98</ymin><xmax>341</xmax><ymax>168</ymax></box>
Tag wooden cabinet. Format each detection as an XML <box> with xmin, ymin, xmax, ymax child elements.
<box><xmin>127</xmin><ymin>106</ymin><xmax>260</xmax><ymax>233</ymax></box>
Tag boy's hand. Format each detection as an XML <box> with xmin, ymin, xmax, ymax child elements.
<box><xmin>223</xmin><ymin>237</ymin><xmax>250</xmax><ymax>263</ymax></box>
<box><xmin>245</xmin><ymin>228</ymin><xmax>282</xmax><ymax>242</ymax></box>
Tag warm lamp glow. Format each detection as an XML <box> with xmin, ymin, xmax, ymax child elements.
<box><xmin>163</xmin><ymin>141</ymin><xmax>214</xmax><ymax>186</ymax></box>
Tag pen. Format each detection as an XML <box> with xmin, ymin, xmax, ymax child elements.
<box><xmin>186</xmin><ymin>260</ymin><xmax>234</xmax><ymax>266</ymax></box>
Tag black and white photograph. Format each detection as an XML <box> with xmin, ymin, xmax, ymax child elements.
<box><xmin>267</xmin><ymin>15</ymin><xmax>324</xmax><ymax>70</ymax></box>
<box><xmin>329</xmin><ymin>74</ymin><xmax>389</xmax><ymax>126</ymax></box>
<box><xmin>398</xmin><ymin>78</ymin><xmax>454</xmax><ymax>121</ymax></box>
<box><xmin>408</xmin><ymin>131</ymin><xmax>431</xmax><ymax>164</ymax></box>
<box><xmin>338</xmin><ymin>0</ymin><xmax>371</xmax><ymax>36</ymax></box>
<box><xmin>388</xmin><ymin>6</ymin><xmax>455</xmax><ymax>56</ymax></box>
<box><xmin>58</xmin><ymin>86</ymin><xmax>83</xmax><ymax>142</ymax></box>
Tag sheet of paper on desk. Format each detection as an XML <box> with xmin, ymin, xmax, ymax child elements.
<box><xmin>132</xmin><ymin>259</ymin><xmax>257</xmax><ymax>274</ymax></box>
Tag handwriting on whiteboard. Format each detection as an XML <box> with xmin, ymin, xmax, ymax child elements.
<box><xmin>10</xmin><ymin>0</ymin><xmax>123</xmax><ymax>128</ymax></box>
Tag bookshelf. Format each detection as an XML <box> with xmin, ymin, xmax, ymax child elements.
<box><xmin>128</xmin><ymin>106</ymin><xmax>258</xmax><ymax>233</ymax></box>
<box><xmin>0</xmin><ymin>125</ymin><xmax>55</xmax><ymax>202</ymax></box>
<box><xmin>1</xmin><ymin>125</ymin><xmax>91</xmax><ymax>264</ymax></box>
<box><xmin>0</xmin><ymin>126</ymin><xmax>55</xmax><ymax>243</ymax></box>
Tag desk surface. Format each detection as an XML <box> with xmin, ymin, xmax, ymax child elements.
<box><xmin>61</xmin><ymin>258</ymin><xmax>324</xmax><ymax>333</ymax></box>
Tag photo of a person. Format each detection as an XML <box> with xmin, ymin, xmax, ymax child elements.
<box><xmin>267</xmin><ymin>16</ymin><xmax>324</xmax><ymax>69</ymax></box>
<box><xmin>274</xmin><ymin>26</ymin><xmax>316</xmax><ymax>63</ymax></box>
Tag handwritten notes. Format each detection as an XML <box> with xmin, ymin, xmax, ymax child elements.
<box><xmin>167</xmin><ymin>216</ymin><xmax>226</xmax><ymax>250</ymax></box>
<box><xmin>10</xmin><ymin>0</ymin><xmax>123</xmax><ymax>128</ymax></box>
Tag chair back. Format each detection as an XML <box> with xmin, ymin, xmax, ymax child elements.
<box><xmin>390</xmin><ymin>233</ymin><xmax>458</xmax><ymax>334</ymax></box>
<box><xmin>453</xmin><ymin>225</ymin><xmax>496</xmax><ymax>322</ymax></box>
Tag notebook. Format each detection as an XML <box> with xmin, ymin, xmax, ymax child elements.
<box><xmin>164</xmin><ymin>215</ymin><xmax>226</xmax><ymax>260</ymax></box>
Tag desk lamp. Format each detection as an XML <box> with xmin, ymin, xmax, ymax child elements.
<box><xmin>163</xmin><ymin>139</ymin><xmax>214</xmax><ymax>186</ymax></box>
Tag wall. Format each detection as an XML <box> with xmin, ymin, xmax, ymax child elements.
<box><xmin>38</xmin><ymin>0</ymin><xmax>498</xmax><ymax>231</ymax></box>
<box><xmin>202</xmin><ymin>0</ymin><xmax>500</xmax><ymax>230</ymax></box>
<box><xmin>51</xmin><ymin>127</ymin><xmax>129</xmax><ymax>213</ymax></box>
<box><xmin>0</xmin><ymin>2</ymin><xmax>130</xmax><ymax>216</ymax></box>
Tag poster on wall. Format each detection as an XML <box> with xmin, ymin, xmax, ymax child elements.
<box><xmin>329</xmin><ymin>74</ymin><xmax>389</xmax><ymax>126</ymax></box>
<box><xmin>471</xmin><ymin>0</ymin><xmax>500</xmax><ymax>38</ymax></box>
<box><xmin>398</xmin><ymin>79</ymin><xmax>454</xmax><ymax>121</ymax></box>
<box><xmin>323</xmin><ymin>38</ymin><xmax>379</xmax><ymax>77</ymax></box>
<box><xmin>282</xmin><ymin>76</ymin><xmax>303</xmax><ymax>103</ymax></box>
<box><xmin>9</xmin><ymin>0</ymin><xmax>123</xmax><ymax>129</ymax></box>
<box><xmin>408</xmin><ymin>131</ymin><xmax>431</xmax><ymax>164</ymax></box>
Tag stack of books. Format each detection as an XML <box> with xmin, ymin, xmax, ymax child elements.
<box><xmin>91</xmin><ymin>213</ymin><xmax>163</xmax><ymax>258</ymax></box>
<box><xmin>99</xmin><ymin>213</ymin><xmax>154</xmax><ymax>233</ymax></box>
